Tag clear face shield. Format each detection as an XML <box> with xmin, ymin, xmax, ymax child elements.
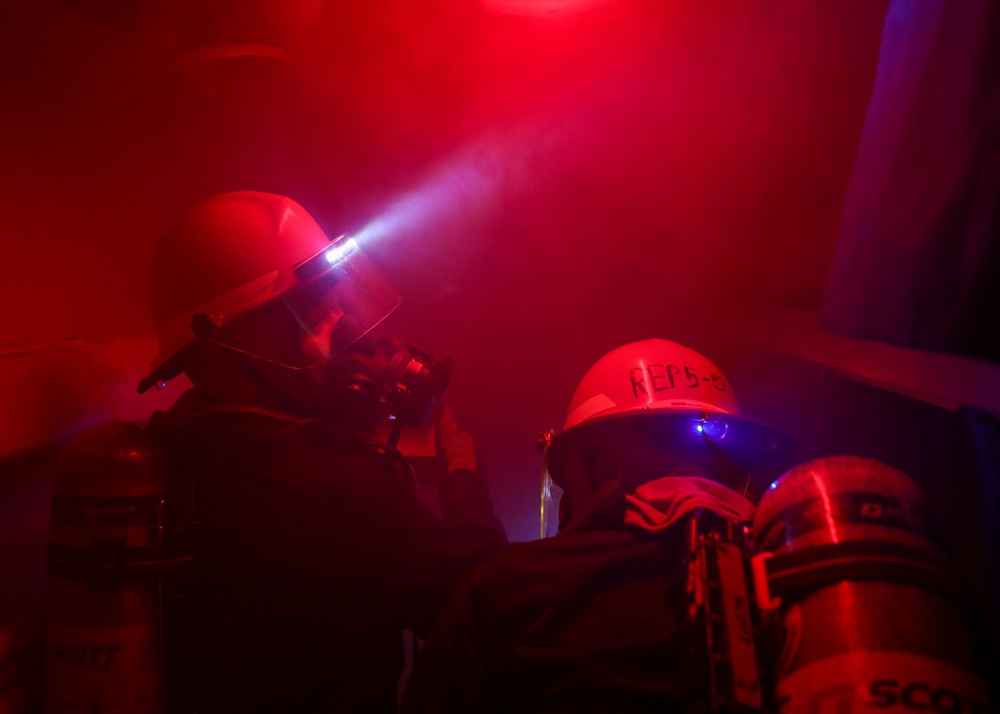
<box><xmin>206</xmin><ymin>236</ymin><xmax>452</xmax><ymax>427</ymax></box>
<box><xmin>537</xmin><ymin>430</ymin><xmax>564</xmax><ymax>538</ymax></box>
<box><xmin>540</xmin><ymin>467</ymin><xmax>564</xmax><ymax>539</ymax></box>
<box><xmin>204</xmin><ymin>236</ymin><xmax>400</xmax><ymax>367</ymax></box>
<box><xmin>282</xmin><ymin>237</ymin><xmax>403</xmax><ymax>364</ymax></box>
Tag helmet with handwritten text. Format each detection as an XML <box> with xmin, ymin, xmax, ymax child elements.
<box><xmin>543</xmin><ymin>339</ymin><xmax>788</xmax><ymax>493</ymax></box>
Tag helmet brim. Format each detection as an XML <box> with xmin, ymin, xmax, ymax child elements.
<box><xmin>545</xmin><ymin>408</ymin><xmax>791</xmax><ymax>489</ymax></box>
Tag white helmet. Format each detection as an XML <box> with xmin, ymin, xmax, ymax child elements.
<box><xmin>139</xmin><ymin>191</ymin><xmax>401</xmax><ymax>393</ymax></box>
<box><xmin>544</xmin><ymin>339</ymin><xmax>788</xmax><ymax>489</ymax></box>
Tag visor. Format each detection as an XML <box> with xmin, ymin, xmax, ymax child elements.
<box><xmin>203</xmin><ymin>236</ymin><xmax>402</xmax><ymax>369</ymax></box>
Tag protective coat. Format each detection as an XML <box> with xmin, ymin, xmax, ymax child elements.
<box><xmin>147</xmin><ymin>389</ymin><xmax>507</xmax><ymax>713</ymax></box>
<box><xmin>401</xmin><ymin>476</ymin><xmax>753</xmax><ymax>713</ymax></box>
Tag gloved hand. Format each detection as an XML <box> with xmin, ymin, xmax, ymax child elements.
<box><xmin>437</xmin><ymin>403</ymin><xmax>477</xmax><ymax>474</ymax></box>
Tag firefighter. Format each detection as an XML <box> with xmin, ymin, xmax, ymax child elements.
<box><xmin>137</xmin><ymin>191</ymin><xmax>507</xmax><ymax>712</ymax></box>
<box><xmin>400</xmin><ymin>338</ymin><xmax>788</xmax><ymax>713</ymax></box>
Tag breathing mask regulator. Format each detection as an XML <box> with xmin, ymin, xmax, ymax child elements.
<box><xmin>283</xmin><ymin>235</ymin><xmax>453</xmax><ymax>434</ymax></box>
<box><xmin>321</xmin><ymin>329</ymin><xmax>454</xmax><ymax>435</ymax></box>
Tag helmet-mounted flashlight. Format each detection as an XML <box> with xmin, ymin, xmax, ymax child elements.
<box><xmin>293</xmin><ymin>235</ymin><xmax>359</xmax><ymax>283</ymax></box>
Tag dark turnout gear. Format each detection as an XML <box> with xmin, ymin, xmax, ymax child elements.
<box><xmin>404</xmin><ymin>339</ymin><xmax>783</xmax><ymax>713</ymax></box>
<box><xmin>401</xmin><ymin>476</ymin><xmax>755</xmax><ymax>713</ymax></box>
<box><xmin>119</xmin><ymin>191</ymin><xmax>506</xmax><ymax>713</ymax></box>
<box><xmin>148</xmin><ymin>389</ymin><xmax>507</xmax><ymax>713</ymax></box>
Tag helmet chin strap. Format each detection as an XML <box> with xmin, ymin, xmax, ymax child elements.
<box><xmin>186</xmin><ymin>340</ymin><xmax>370</xmax><ymax>426</ymax></box>
<box><xmin>558</xmin><ymin>450</ymin><xmax>595</xmax><ymax>529</ymax></box>
<box><xmin>230</xmin><ymin>353</ymin><xmax>327</xmax><ymax>418</ymax></box>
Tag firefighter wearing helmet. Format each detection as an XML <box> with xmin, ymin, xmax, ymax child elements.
<box><xmin>133</xmin><ymin>191</ymin><xmax>506</xmax><ymax>712</ymax></box>
<box><xmin>401</xmin><ymin>339</ymin><xmax>789</xmax><ymax>713</ymax></box>
<box><xmin>543</xmin><ymin>338</ymin><xmax>788</xmax><ymax>530</ymax></box>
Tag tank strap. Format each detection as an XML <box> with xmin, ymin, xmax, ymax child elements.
<box><xmin>754</xmin><ymin>491</ymin><xmax>947</xmax><ymax>553</ymax></box>
<box><xmin>751</xmin><ymin>540</ymin><xmax>967</xmax><ymax>611</ymax></box>
<box><xmin>47</xmin><ymin>541</ymin><xmax>193</xmax><ymax>584</ymax></box>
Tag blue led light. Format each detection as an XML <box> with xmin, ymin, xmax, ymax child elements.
<box><xmin>698</xmin><ymin>418</ymin><xmax>728</xmax><ymax>441</ymax></box>
<box><xmin>769</xmin><ymin>481</ymin><xmax>779</xmax><ymax>490</ymax></box>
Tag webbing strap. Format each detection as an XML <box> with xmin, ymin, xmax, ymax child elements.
<box><xmin>47</xmin><ymin>542</ymin><xmax>193</xmax><ymax>582</ymax></box>
<box><xmin>751</xmin><ymin>540</ymin><xmax>964</xmax><ymax>611</ymax></box>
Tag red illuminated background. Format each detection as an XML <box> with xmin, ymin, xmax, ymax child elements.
<box><xmin>1</xmin><ymin>0</ymin><xmax>998</xmax><ymax>658</ymax></box>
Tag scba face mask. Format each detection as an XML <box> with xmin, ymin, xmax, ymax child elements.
<box><xmin>319</xmin><ymin>330</ymin><xmax>453</xmax><ymax>430</ymax></box>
